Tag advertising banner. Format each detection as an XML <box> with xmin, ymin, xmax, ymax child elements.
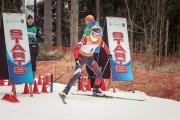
<box><xmin>106</xmin><ymin>17</ymin><xmax>133</xmax><ymax>81</ymax></box>
<box><xmin>3</xmin><ymin>13</ymin><xmax>33</xmax><ymax>83</ymax></box>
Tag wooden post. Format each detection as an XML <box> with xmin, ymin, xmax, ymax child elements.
<box><xmin>107</xmin><ymin>78</ymin><xmax>111</xmax><ymax>90</ymax></box>
<box><xmin>12</xmin><ymin>84</ymin><xmax>16</xmax><ymax>97</ymax></box>
<box><xmin>113</xmin><ymin>81</ymin><xmax>116</xmax><ymax>93</ymax></box>
<box><xmin>109</xmin><ymin>69</ymin><xmax>116</xmax><ymax>93</ymax></box>
<box><xmin>29</xmin><ymin>84</ymin><xmax>33</xmax><ymax>97</ymax></box>
<box><xmin>108</xmin><ymin>69</ymin><xmax>112</xmax><ymax>90</ymax></box>
<box><xmin>131</xmin><ymin>81</ymin><xmax>135</xmax><ymax>93</ymax></box>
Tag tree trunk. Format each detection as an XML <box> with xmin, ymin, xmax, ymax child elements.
<box><xmin>165</xmin><ymin>19</ymin><xmax>169</xmax><ymax>57</ymax></box>
<box><xmin>2</xmin><ymin>0</ymin><xmax>4</xmax><ymax>12</ymax></box>
<box><xmin>176</xmin><ymin>22</ymin><xmax>179</xmax><ymax>57</ymax></box>
<box><xmin>34</xmin><ymin>0</ymin><xmax>37</xmax><ymax>22</ymax></box>
<box><xmin>22</xmin><ymin>0</ymin><xmax>25</xmax><ymax>13</ymax></box>
<box><xmin>130</xmin><ymin>22</ymin><xmax>133</xmax><ymax>54</ymax></box>
<box><xmin>159</xmin><ymin>27</ymin><xmax>162</xmax><ymax>64</ymax></box>
<box><xmin>134</xmin><ymin>39</ymin><xmax>137</xmax><ymax>53</ymax></box>
<box><xmin>144</xmin><ymin>29</ymin><xmax>148</xmax><ymax>52</ymax></box>
<box><xmin>70</xmin><ymin>0</ymin><xmax>79</xmax><ymax>50</ymax></box>
<box><xmin>124</xmin><ymin>0</ymin><xmax>134</xmax><ymax>55</ymax></box>
<box><xmin>95</xmin><ymin>0</ymin><xmax>100</xmax><ymax>21</ymax></box>
<box><xmin>44</xmin><ymin>0</ymin><xmax>52</xmax><ymax>52</ymax></box>
<box><xmin>56</xmin><ymin>0</ymin><xmax>62</xmax><ymax>46</ymax></box>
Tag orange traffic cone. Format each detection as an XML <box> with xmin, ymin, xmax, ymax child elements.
<box><xmin>45</xmin><ymin>74</ymin><xmax>50</xmax><ymax>85</ymax></box>
<box><xmin>1</xmin><ymin>93</ymin><xmax>10</xmax><ymax>101</ymax></box>
<box><xmin>7</xmin><ymin>80</ymin><xmax>12</xmax><ymax>86</ymax></box>
<box><xmin>41</xmin><ymin>81</ymin><xmax>48</xmax><ymax>93</ymax></box>
<box><xmin>0</xmin><ymin>80</ymin><xmax>5</xmax><ymax>86</ymax></box>
<box><xmin>101</xmin><ymin>79</ymin><xmax>107</xmax><ymax>91</ymax></box>
<box><xmin>22</xmin><ymin>83</ymin><xmax>30</xmax><ymax>94</ymax></box>
<box><xmin>79</xmin><ymin>78</ymin><xmax>84</xmax><ymax>91</ymax></box>
<box><xmin>8</xmin><ymin>94</ymin><xmax>20</xmax><ymax>103</ymax></box>
<box><xmin>33</xmin><ymin>81</ymin><xmax>39</xmax><ymax>94</ymax></box>
<box><xmin>37</xmin><ymin>75</ymin><xmax>42</xmax><ymax>85</ymax></box>
<box><xmin>86</xmin><ymin>79</ymin><xmax>91</xmax><ymax>91</ymax></box>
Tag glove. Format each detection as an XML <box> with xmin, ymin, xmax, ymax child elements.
<box><xmin>29</xmin><ymin>38</ymin><xmax>36</xmax><ymax>42</ymax></box>
<box><xmin>107</xmin><ymin>54</ymin><xmax>112</xmax><ymax>58</ymax></box>
<box><xmin>75</xmin><ymin>59</ymin><xmax>81</xmax><ymax>66</ymax></box>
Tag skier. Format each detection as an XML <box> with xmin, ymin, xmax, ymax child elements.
<box><xmin>27</xmin><ymin>15</ymin><xmax>42</xmax><ymax>79</ymax></box>
<box><xmin>61</xmin><ymin>25</ymin><xmax>112</xmax><ymax>98</ymax></box>
<box><xmin>83</xmin><ymin>15</ymin><xmax>103</xmax><ymax>88</ymax></box>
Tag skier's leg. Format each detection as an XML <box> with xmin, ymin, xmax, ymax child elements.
<box><xmin>89</xmin><ymin>53</ymin><xmax>99</xmax><ymax>88</ymax></box>
<box><xmin>30</xmin><ymin>53</ymin><xmax>37</xmax><ymax>80</ymax></box>
<box><xmin>86</xmin><ymin>65</ymin><xmax>95</xmax><ymax>88</ymax></box>
<box><xmin>62</xmin><ymin>55</ymin><xmax>85</xmax><ymax>95</ymax></box>
<box><xmin>86</xmin><ymin>58</ymin><xmax>104</xmax><ymax>95</ymax></box>
<box><xmin>86</xmin><ymin>58</ymin><xmax>102</xmax><ymax>85</ymax></box>
<box><xmin>62</xmin><ymin>64</ymin><xmax>82</xmax><ymax>95</ymax></box>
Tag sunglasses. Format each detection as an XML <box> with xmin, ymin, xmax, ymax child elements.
<box><xmin>92</xmin><ymin>29</ymin><xmax>101</xmax><ymax>33</ymax></box>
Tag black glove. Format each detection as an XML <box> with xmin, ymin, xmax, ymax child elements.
<box><xmin>75</xmin><ymin>59</ymin><xmax>81</xmax><ymax>66</ymax></box>
<box><xmin>107</xmin><ymin>54</ymin><xmax>112</xmax><ymax>58</ymax></box>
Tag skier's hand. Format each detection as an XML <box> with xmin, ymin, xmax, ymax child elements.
<box><xmin>29</xmin><ymin>38</ymin><xmax>36</xmax><ymax>42</ymax></box>
<box><xmin>107</xmin><ymin>54</ymin><xmax>112</xmax><ymax>59</ymax></box>
<box><xmin>75</xmin><ymin>59</ymin><xmax>81</xmax><ymax>66</ymax></box>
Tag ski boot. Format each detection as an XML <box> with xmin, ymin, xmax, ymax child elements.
<box><xmin>59</xmin><ymin>88</ymin><xmax>69</xmax><ymax>104</ymax></box>
<box><xmin>93</xmin><ymin>86</ymin><xmax>105</xmax><ymax>96</ymax></box>
<box><xmin>61</xmin><ymin>88</ymin><xmax>69</xmax><ymax>97</ymax></box>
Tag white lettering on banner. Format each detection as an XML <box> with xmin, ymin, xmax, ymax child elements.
<box><xmin>10</xmin><ymin>29</ymin><xmax>27</xmax><ymax>74</ymax></box>
<box><xmin>112</xmin><ymin>32</ymin><xmax>127</xmax><ymax>72</ymax></box>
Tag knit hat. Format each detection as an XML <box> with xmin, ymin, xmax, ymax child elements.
<box><xmin>27</xmin><ymin>15</ymin><xmax>33</xmax><ymax>19</ymax></box>
<box><xmin>85</xmin><ymin>15</ymin><xmax>94</xmax><ymax>22</ymax></box>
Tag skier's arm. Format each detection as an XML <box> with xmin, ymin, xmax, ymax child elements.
<box><xmin>74</xmin><ymin>37</ymin><xmax>87</xmax><ymax>59</ymax></box>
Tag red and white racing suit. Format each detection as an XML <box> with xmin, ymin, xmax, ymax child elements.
<box><xmin>64</xmin><ymin>35</ymin><xmax>110</xmax><ymax>94</ymax></box>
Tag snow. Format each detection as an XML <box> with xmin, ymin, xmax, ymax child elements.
<box><xmin>0</xmin><ymin>82</ymin><xmax>180</xmax><ymax>120</ymax></box>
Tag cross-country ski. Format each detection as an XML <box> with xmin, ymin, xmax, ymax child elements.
<box><xmin>71</xmin><ymin>93</ymin><xmax>146</xmax><ymax>101</ymax></box>
<box><xmin>59</xmin><ymin>93</ymin><xmax>67</xmax><ymax>104</ymax></box>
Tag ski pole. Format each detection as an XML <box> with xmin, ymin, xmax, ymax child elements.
<box><xmin>54</xmin><ymin>66</ymin><xmax>74</xmax><ymax>82</ymax></box>
<box><xmin>45</xmin><ymin>66</ymin><xmax>74</xmax><ymax>90</ymax></box>
<box><xmin>88</xmin><ymin>58</ymin><xmax>110</xmax><ymax>79</ymax></box>
<box><xmin>102</xmin><ymin>58</ymin><xmax>110</xmax><ymax>75</ymax></box>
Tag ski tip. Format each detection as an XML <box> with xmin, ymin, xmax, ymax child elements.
<box><xmin>59</xmin><ymin>93</ymin><xmax>67</xmax><ymax>104</ymax></box>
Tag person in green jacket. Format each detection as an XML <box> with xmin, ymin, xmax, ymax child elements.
<box><xmin>27</xmin><ymin>15</ymin><xmax>42</xmax><ymax>79</ymax></box>
<box><xmin>83</xmin><ymin>15</ymin><xmax>103</xmax><ymax>88</ymax></box>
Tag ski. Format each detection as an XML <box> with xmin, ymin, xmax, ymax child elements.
<box><xmin>71</xmin><ymin>93</ymin><xmax>145</xmax><ymax>101</ymax></box>
<box><xmin>59</xmin><ymin>93</ymin><xmax>67</xmax><ymax>104</ymax></box>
